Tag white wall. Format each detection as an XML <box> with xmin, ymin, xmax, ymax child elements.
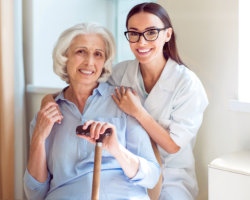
<box><xmin>157</xmin><ymin>0</ymin><xmax>250</xmax><ymax>199</ymax></box>
<box><xmin>23</xmin><ymin>0</ymin><xmax>154</xmax><ymax>89</ymax></box>
<box><xmin>24</xmin><ymin>0</ymin><xmax>117</xmax><ymax>88</ymax></box>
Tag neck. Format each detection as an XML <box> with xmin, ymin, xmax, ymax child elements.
<box><xmin>64</xmin><ymin>83</ymin><xmax>98</xmax><ymax>113</ymax></box>
<box><xmin>139</xmin><ymin>58</ymin><xmax>167</xmax><ymax>93</ymax></box>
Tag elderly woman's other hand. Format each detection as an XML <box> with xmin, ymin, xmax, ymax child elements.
<box><xmin>33</xmin><ymin>102</ymin><xmax>63</xmax><ymax>141</ymax></box>
<box><xmin>40</xmin><ymin>93</ymin><xmax>62</xmax><ymax>124</ymax></box>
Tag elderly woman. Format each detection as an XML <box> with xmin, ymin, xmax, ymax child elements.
<box><xmin>24</xmin><ymin>23</ymin><xmax>160</xmax><ymax>200</ymax></box>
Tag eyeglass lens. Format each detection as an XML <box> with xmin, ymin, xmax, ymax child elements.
<box><xmin>126</xmin><ymin>29</ymin><xmax>159</xmax><ymax>42</ymax></box>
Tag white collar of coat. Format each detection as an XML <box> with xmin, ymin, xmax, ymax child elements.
<box><xmin>120</xmin><ymin>58</ymin><xmax>179</xmax><ymax>92</ymax></box>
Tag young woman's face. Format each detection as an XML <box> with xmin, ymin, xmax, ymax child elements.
<box><xmin>66</xmin><ymin>34</ymin><xmax>106</xmax><ymax>87</ymax></box>
<box><xmin>127</xmin><ymin>12</ymin><xmax>171</xmax><ymax>65</ymax></box>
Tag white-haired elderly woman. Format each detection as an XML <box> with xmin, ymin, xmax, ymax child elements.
<box><xmin>24</xmin><ymin>23</ymin><xmax>161</xmax><ymax>200</ymax></box>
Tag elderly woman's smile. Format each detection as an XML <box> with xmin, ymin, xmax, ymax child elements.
<box><xmin>79</xmin><ymin>69</ymin><xmax>94</xmax><ymax>75</ymax></box>
<box><xmin>66</xmin><ymin>34</ymin><xmax>106</xmax><ymax>86</ymax></box>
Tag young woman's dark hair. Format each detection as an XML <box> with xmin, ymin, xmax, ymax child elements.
<box><xmin>126</xmin><ymin>2</ymin><xmax>184</xmax><ymax>66</ymax></box>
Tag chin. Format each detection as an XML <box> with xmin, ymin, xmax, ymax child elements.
<box><xmin>136</xmin><ymin>56</ymin><xmax>153</xmax><ymax>65</ymax></box>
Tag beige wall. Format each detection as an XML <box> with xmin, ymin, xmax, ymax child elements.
<box><xmin>158</xmin><ymin>0</ymin><xmax>250</xmax><ymax>199</ymax></box>
<box><xmin>25</xmin><ymin>1</ymin><xmax>250</xmax><ymax>200</ymax></box>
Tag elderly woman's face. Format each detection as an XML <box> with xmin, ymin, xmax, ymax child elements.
<box><xmin>66</xmin><ymin>34</ymin><xmax>106</xmax><ymax>86</ymax></box>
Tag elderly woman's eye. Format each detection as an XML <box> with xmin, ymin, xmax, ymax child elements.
<box><xmin>95</xmin><ymin>52</ymin><xmax>103</xmax><ymax>57</ymax></box>
<box><xmin>77</xmin><ymin>49</ymin><xmax>86</xmax><ymax>54</ymax></box>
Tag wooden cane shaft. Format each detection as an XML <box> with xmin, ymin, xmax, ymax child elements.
<box><xmin>91</xmin><ymin>143</ymin><xmax>102</xmax><ymax>200</ymax></box>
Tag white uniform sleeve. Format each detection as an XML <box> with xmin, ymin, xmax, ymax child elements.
<box><xmin>168</xmin><ymin>75</ymin><xmax>208</xmax><ymax>149</ymax></box>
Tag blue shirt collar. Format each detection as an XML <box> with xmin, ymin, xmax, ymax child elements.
<box><xmin>54</xmin><ymin>82</ymin><xmax>109</xmax><ymax>102</ymax></box>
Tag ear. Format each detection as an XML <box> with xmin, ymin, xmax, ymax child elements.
<box><xmin>165</xmin><ymin>27</ymin><xmax>173</xmax><ymax>43</ymax></box>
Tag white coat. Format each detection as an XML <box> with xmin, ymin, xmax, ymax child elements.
<box><xmin>108</xmin><ymin>58</ymin><xmax>208</xmax><ymax>200</ymax></box>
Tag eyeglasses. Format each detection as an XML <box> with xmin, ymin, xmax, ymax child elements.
<box><xmin>124</xmin><ymin>27</ymin><xmax>168</xmax><ymax>43</ymax></box>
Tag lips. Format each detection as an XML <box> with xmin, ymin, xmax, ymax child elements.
<box><xmin>79</xmin><ymin>69</ymin><xmax>94</xmax><ymax>75</ymax></box>
<box><xmin>136</xmin><ymin>48</ymin><xmax>151</xmax><ymax>55</ymax></box>
<box><xmin>138</xmin><ymin>48</ymin><xmax>150</xmax><ymax>53</ymax></box>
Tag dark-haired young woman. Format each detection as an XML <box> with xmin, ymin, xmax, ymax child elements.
<box><xmin>110</xmin><ymin>3</ymin><xmax>208</xmax><ymax>200</ymax></box>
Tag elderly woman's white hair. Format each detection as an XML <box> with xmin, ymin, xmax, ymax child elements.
<box><xmin>53</xmin><ymin>23</ymin><xmax>116</xmax><ymax>83</ymax></box>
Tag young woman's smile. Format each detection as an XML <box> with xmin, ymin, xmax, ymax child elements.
<box><xmin>127</xmin><ymin>12</ymin><xmax>167</xmax><ymax>65</ymax></box>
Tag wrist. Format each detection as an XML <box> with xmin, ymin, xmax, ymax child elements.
<box><xmin>134</xmin><ymin>106</ymin><xmax>148</xmax><ymax>122</ymax></box>
<box><xmin>111</xmin><ymin>143</ymin><xmax>124</xmax><ymax>158</ymax></box>
<box><xmin>31</xmin><ymin>132</ymin><xmax>46</xmax><ymax>145</ymax></box>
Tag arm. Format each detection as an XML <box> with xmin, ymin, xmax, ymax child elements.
<box><xmin>112</xmin><ymin>83</ymin><xmax>208</xmax><ymax>153</ymax></box>
<box><xmin>28</xmin><ymin>102</ymin><xmax>62</xmax><ymax>181</ymax></box>
<box><xmin>125</xmin><ymin>116</ymin><xmax>161</xmax><ymax>188</ymax></box>
<box><xmin>24</xmin><ymin>102</ymin><xmax>63</xmax><ymax>199</ymax></box>
<box><xmin>112</xmin><ymin>87</ymin><xmax>180</xmax><ymax>153</ymax></box>
<box><xmin>78</xmin><ymin>120</ymin><xmax>139</xmax><ymax>178</ymax></box>
<box><xmin>136</xmin><ymin>107</ymin><xmax>180</xmax><ymax>153</ymax></box>
<box><xmin>78</xmin><ymin>119</ymin><xmax>160</xmax><ymax>188</ymax></box>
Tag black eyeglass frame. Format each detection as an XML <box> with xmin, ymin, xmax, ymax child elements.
<box><xmin>124</xmin><ymin>27</ymin><xmax>169</xmax><ymax>43</ymax></box>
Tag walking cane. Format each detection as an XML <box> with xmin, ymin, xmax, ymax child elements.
<box><xmin>76</xmin><ymin>125</ymin><xmax>112</xmax><ymax>200</ymax></box>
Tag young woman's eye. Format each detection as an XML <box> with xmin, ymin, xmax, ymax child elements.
<box><xmin>146</xmin><ymin>29</ymin><xmax>158</xmax><ymax>36</ymax></box>
<box><xmin>129</xmin><ymin>31</ymin><xmax>139</xmax><ymax>36</ymax></box>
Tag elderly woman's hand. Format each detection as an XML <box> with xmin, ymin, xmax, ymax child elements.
<box><xmin>78</xmin><ymin>120</ymin><xmax>119</xmax><ymax>155</ymax></box>
<box><xmin>77</xmin><ymin>120</ymin><xmax>140</xmax><ymax>178</ymax></box>
<box><xmin>33</xmin><ymin>102</ymin><xmax>63</xmax><ymax>141</ymax></box>
<box><xmin>41</xmin><ymin>93</ymin><xmax>62</xmax><ymax>124</ymax></box>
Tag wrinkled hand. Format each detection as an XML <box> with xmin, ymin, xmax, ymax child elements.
<box><xmin>41</xmin><ymin>93</ymin><xmax>62</xmax><ymax>124</ymax></box>
<box><xmin>112</xmin><ymin>86</ymin><xmax>144</xmax><ymax>119</ymax></box>
<box><xmin>77</xmin><ymin>120</ymin><xmax>119</xmax><ymax>155</ymax></box>
<box><xmin>33</xmin><ymin>102</ymin><xmax>63</xmax><ymax>141</ymax></box>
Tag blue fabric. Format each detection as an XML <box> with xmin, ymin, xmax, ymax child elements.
<box><xmin>24</xmin><ymin>82</ymin><xmax>160</xmax><ymax>200</ymax></box>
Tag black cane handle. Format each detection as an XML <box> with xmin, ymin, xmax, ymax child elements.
<box><xmin>76</xmin><ymin>125</ymin><xmax>112</xmax><ymax>143</ymax></box>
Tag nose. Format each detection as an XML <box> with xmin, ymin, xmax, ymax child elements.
<box><xmin>138</xmin><ymin>34</ymin><xmax>147</xmax><ymax>44</ymax></box>
<box><xmin>85</xmin><ymin>54</ymin><xmax>95</xmax><ymax>66</ymax></box>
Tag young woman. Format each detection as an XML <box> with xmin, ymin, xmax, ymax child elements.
<box><xmin>41</xmin><ymin>3</ymin><xmax>208</xmax><ymax>200</ymax></box>
<box><xmin>109</xmin><ymin>3</ymin><xmax>208</xmax><ymax>200</ymax></box>
<box><xmin>24</xmin><ymin>23</ymin><xmax>160</xmax><ymax>200</ymax></box>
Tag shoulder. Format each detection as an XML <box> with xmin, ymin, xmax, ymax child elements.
<box><xmin>98</xmin><ymin>82</ymin><xmax>116</xmax><ymax>95</ymax></box>
<box><xmin>112</xmin><ymin>59</ymin><xmax>137</xmax><ymax>73</ymax></box>
<box><xmin>168</xmin><ymin>60</ymin><xmax>195</xmax><ymax>82</ymax></box>
<box><xmin>108</xmin><ymin>59</ymin><xmax>138</xmax><ymax>86</ymax></box>
<box><xmin>167</xmin><ymin>59</ymin><xmax>205</xmax><ymax>91</ymax></box>
<box><xmin>168</xmin><ymin>60</ymin><xmax>208</xmax><ymax>107</ymax></box>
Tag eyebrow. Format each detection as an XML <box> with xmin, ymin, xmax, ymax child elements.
<box><xmin>75</xmin><ymin>46</ymin><xmax>105</xmax><ymax>52</ymax></box>
<box><xmin>128</xmin><ymin>26</ymin><xmax>158</xmax><ymax>31</ymax></box>
<box><xmin>96</xmin><ymin>49</ymin><xmax>105</xmax><ymax>53</ymax></box>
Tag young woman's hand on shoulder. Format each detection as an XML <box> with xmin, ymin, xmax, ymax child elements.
<box><xmin>112</xmin><ymin>86</ymin><xmax>145</xmax><ymax>119</ymax></box>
